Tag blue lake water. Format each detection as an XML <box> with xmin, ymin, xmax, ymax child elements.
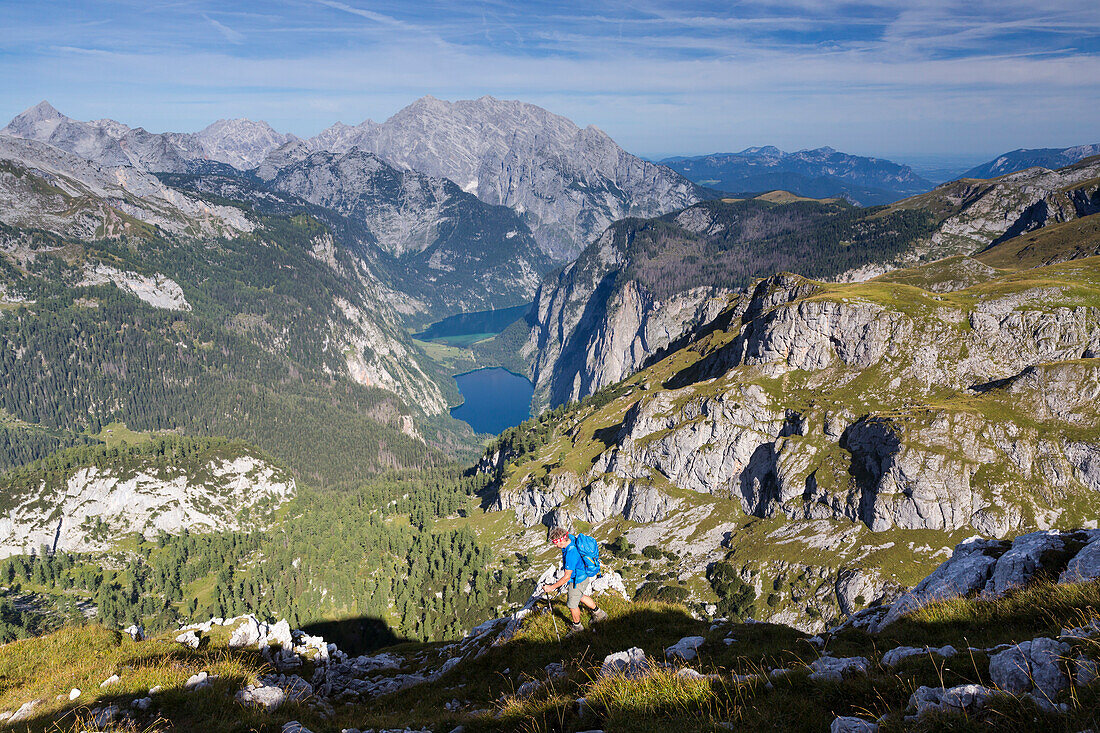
<box><xmin>451</xmin><ymin>368</ymin><xmax>533</xmax><ymax>435</ymax></box>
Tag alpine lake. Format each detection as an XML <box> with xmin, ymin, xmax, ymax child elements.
<box><xmin>414</xmin><ymin>304</ymin><xmax>534</xmax><ymax>435</ymax></box>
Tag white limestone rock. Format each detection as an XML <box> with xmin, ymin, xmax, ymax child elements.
<box><xmin>600</xmin><ymin>648</ymin><xmax>650</xmax><ymax>679</ymax></box>
<box><xmin>807</xmin><ymin>656</ymin><xmax>870</xmax><ymax>682</ymax></box>
<box><xmin>908</xmin><ymin>684</ymin><xmax>996</xmax><ymax>717</ymax></box>
<box><xmin>664</xmin><ymin>636</ymin><xmax>706</xmax><ymax>662</ymax></box>
<box><xmin>831</xmin><ymin>717</ymin><xmax>879</xmax><ymax>733</ymax></box>
<box><xmin>881</xmin><ymin>645</ymin><xmax>958</xmax><ymax>668</ymax></box>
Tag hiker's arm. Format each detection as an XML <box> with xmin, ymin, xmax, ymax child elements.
<box><xmin>543</xmin><ymin>568</ymin><xmax>571</xmax><ymax>593</ymax></box>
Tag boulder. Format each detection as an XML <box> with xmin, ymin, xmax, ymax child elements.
<box><xmin>986</xmin><ymin>531</ymin><xmax>1064</xmax><ymax>595</ymax></box>
<box><xmin>908</xmin><ymin>684</ymin><xmax>996</xmax><ymax>717</ymax></box>
<box><xmin>831</xmin><ymin>717</ymin><xmax>879</xmax><ymax>733</ymax></box>
<box><xmin>175</xmin><ymin>630</ymin><xmax>201</xmax><ymax>649</ymax></box>
<box><xmin>988</xmin><ymin>638</ymin><xmax>1071</xmax><ymax>697</ymax></box>
<box><xmin>544</xmin><ymin>662</ymin><xmax>566</xmax><ymax>679</ymax></box>
<box><xmin>91</xmin><ymin>704</ymin><xmax>121</xmax><ymax>727</ymax></box>
<box><xmin>1075</xmin><ymin>655</ymin><xmax>1099</xmax><ymax>686</ymax></box>
<box><xmin>665</xmin><ymin>636</ymin><xmax>706</xmax><ymax>662</ymax></box>
<box><xmin>600</xmin><ymin>648</ymin><xmax>650</xmax><ymax>679</ymax></box>
<box><xmin>1061</xmin><ymin>534</ymin><xmax>1100</xmax><ymax>583</ymax></box>
<box><xmin>124</xmin><ymin>624</ymin><xmax>145</xmax><ymax>641</ymax></box>
<box><xmin>281</xmin><ymin>722</ymin><xmax>314</xmax><ymax>733</ymax></box>
<box><xmin>229</xmin><ymin>617</ymin><xmax>266</xmax><ymax>648</ymax></box>
<box><xmin>236</xmin><ymin>685</ymin><xmax>286</xmax><ymax>712</ymax></box>
<box><xmin>184</xmin><ymin>671</ymin><xmax>211</xmax><ymax>691</ymax></box>
<box><xmin>808</xmin><ymin>656</ymin><xmax>870</xmax><ymax>682</ymax></box>
<box><xmin>268</xmin><ymin>619</ymin><xmax>294</xmax><ymax>650</ymax></box>
<box><xmin>132</xmin><ymin>697</ymin><xmax>153</xmax><ymax>710</ymax></box>
<box><xmin>515</xmin><ymin>680</ymin><xmax>541</xmax><ymax>698</ymax></box>
<box><xmin>8</xmin><ymin>700</ymin><xmax>41</xmax><ymax>723</ymax></box>
<box><xmin>880</xmin><ymin>644</ymin><xmax>958</xmax><ymax>667</ymax></box>
<box><xmin>100</xmin><ymin>674</ymin><xmax>120</xmax><ymax>687</ymax></box>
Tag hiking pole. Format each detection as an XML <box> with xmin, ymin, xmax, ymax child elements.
<box><xmin>539</xmin><ymin>591</ymin><xmax>561</xmax><ymax>644</ymax></box>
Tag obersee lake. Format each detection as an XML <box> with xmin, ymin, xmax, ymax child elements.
<box><xmin>414</xmin><ymin>304</ymin><xmax>536</xmax><ymax>435</ymax></box>
<box><xmin>451</xmin><ymin>368</ymin><xmax>533</xmax><ymax>435</ymax></box>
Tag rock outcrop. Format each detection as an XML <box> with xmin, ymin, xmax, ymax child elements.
<box><xmin>0</xmin><ymin>452</ymin><xmax>295</xmax><ymax>558</ymax></box>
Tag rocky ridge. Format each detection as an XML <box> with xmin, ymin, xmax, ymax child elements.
<box><xmin>484</xmin><ymin>250</ymin><xmax>1100</xmax><ymax>631</ymax></box>
<box><xmin>1</xmin><ymin>101</ymin><xmax>294</xmax><ymax>173</ymax></box>
<box><xmin>963</xmin><ymin>144</ymin><xmax>1100</xmax><ymax>180</ymax></box>
<box><xmin>512</xmin><ymin>157</ymin><xmax>1100</xmax><ymax>417</ymax></box>
<box><xmin>0</xmin><ymin>135</ymin><xmax>254</xmax><ymax>239</ymax></box>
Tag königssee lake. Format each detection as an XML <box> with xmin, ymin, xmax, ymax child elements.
<box><xmin>451</xmin><ymin>368</ymin><xmax>533</xmax><ymax>435</ymax></box>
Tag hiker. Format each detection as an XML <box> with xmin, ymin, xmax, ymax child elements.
<box><xmin>542</xmin><ymin>526</ymin><xmax>608</xmax><ymax>633</ymax></box>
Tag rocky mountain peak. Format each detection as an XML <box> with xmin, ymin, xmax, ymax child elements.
<box><xmin>3</xmin><ymin>100</ymin><xmax>76</xmax><ymax>140</ymax></box>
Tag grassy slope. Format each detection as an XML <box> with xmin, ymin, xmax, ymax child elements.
<box><xmin>975</xmin><ymin>213</ymin><xmax>1100</xmax><ymax>271</ymax></box>
<box><xmin>1</xmin><ymin>580</ymin><xmax>1097</xmax><ymax>732</ymax></box>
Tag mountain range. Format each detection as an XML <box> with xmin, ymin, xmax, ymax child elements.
<box><xmin>2</xmin><ymin>98</ymin><xmax>706</xmax><ymax>262</ymax></box>
<box><xmin>661</xmin><ymin>146</ymin><xmax>934</xmax><ymax>205</ymax></box>
<box><xmin>962</xmin><ymin>143</ymin><xmax>1100</xmax><ymax>179</ymax></box>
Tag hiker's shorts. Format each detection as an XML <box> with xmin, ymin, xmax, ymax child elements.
<box><xmin>566</xmin><ymin>577</ymin><xmax>593</xmax><ymax>609</ymax></box>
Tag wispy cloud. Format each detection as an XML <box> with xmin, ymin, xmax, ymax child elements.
<box><xmin>0</xmin><ymin>0</ymin><xmax>1096</xmax><ymax>158</ymax></box>
<box><xmin>203</xmin><ymin>14</ymin><xmax>245</xmax><ymax>44</ymax></box>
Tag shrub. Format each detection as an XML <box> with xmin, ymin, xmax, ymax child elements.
<box><xmin>642</xmin><ymin>546</ymin><xmax>663</xmax><ymax>560</ymax></box>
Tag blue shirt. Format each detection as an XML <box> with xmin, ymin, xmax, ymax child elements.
<box><xmin>561</xmin><ymin>538</ymin><xmax>591</xmax><ymax>585</ymax></box>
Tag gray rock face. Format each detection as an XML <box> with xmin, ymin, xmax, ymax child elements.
<box><xmin>988</xmin><ymin>638</ymin><xmax>1071</xmax><ymax>698</ymax></box>
<box><xmin>518</xmin><ymin>223</ymin><xmax>731</xmax><ymax>409</ymax></box>
<box><xmin>985</xmin><ymin>531</ymin><xmax>1064</xmax><ymax>595</ymax></box>
<box><xmin>261</xmin><ymin>147</ymin><xmax>551</xmax><ymax>318</ymax></box>
<box><xmin>307</xmin><ymin>96</ymin><xmax>702</xmax><ymax>260</ymax></box>
<box><xmin>499</xmin><ymin>264</ymin><xmax>1100</xmax><ymax>535</ymax></box>
<box><xmin>1061</xmin><ymin>531</ymin><xmax>1100</xmax><ymax>582</ymax></box>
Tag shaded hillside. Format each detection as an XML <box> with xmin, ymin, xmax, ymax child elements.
<box><xmin>510</xmin><ymin>195</ymin><xmax>936</xmax><ymax>409</ymax></box>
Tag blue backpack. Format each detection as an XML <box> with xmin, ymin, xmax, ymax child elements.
<box><xmin>572</xmin><ymin>533</ymin><xmax>601</xmax><ymax>580</ymax></box>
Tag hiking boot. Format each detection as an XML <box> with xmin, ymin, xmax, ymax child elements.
<box><xmin>567</xmin><ymin>622</ymin><xmax>584</xmax><ymax>635</ymax></box>
<box><xmin>592</xmin><ymin>608</ymin><xmax>609</xmax><ymax>623</ymax></box>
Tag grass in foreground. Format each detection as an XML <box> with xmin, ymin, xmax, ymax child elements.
<box><xmin>1</xmin><ymin>580</ymin><xmax>1098</xmax><ymax>732</ymax></box>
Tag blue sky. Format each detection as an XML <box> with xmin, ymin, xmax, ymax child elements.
<box><xmin>1</xmin><ymin>0</ymin><xmax>1097</xmax><ymax>161</ymax></box>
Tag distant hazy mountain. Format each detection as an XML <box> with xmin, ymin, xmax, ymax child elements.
<box><xmin>1</xmin><ymin>101</ymin><xmax>295</xmax><ymax>172</ymax></box>
<box><xmin>962</xmin><ymin>144</ymin><xmax>1100</xmax><ymax>179</ymax></box>
<box><xmin>661</xmin><ymin>146</ymin><xmax>933</xmax><ymax>205</ymax></box>
<box><xmin>306</xmin><ymin>95</ymin><xmax>705</xmax><ymax>260</ymax></box>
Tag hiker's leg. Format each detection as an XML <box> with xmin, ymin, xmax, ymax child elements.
<box><xmin>566</xmin><ymin>579</ymin><xmax>589</xmax><ymax>627</ymax></box>
<box><xmin>579</xmin><ymin>595</ymin><xmax>597</xmax><ymax>610</ymax></box>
